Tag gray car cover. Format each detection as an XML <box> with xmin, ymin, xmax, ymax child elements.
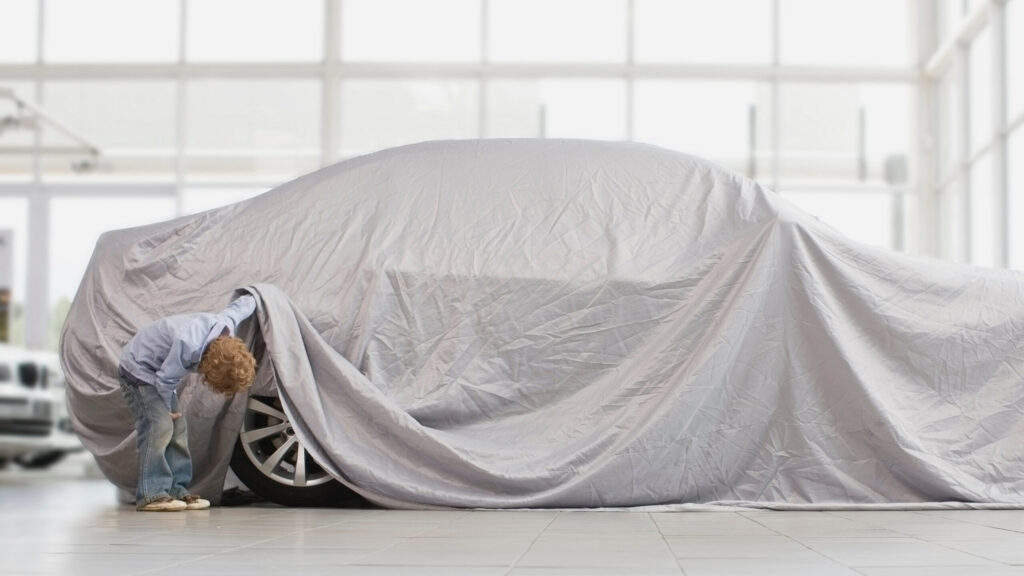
<box><xmin>61</xmin><ymin>139</ymin><xmax>1024</xmax><ymax>508</ymax></box>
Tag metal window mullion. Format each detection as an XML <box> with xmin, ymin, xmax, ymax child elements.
<box><xmin>957</xmin><ymin>46</ymin><xmax>971</xmax><ymax>263</ymax></box>
<box><xmin>31</xmin><ymin>0</ymin><xmax>44</xmax><ymax>179</ymax></box>
<box><xmin>777</xmin><ymin>183</ymin><xmax>908</xmax><ymax>193</ymax></box>
<box><xmin>0</xmin><ymin>186</ymin><xmax>39</xmax><ymax>197</ymax></box>
<box><xmin>174</xmin><ymin>0</ymin><xmax>188</xmax><ymax>216</ymax></box>
<box><xmin>925</xmin><ymin>0</ymin><xmax>991</xmax><ymax>78</ymax></box>
<box><xmin>322</xmin><ymin>0</ymin><xmax>340</xmax><ymax>166</ymax></box>
<box><xmin>180</xmin><ymin>179</ymin><xmax>283</xmax><ymax>189</ymax></box>
<box><xmin>914</xmin><ymin>0</ymin><xmax>937</xmax><ymax>257</ymax></box>
<box><xmin>923</xmin><ymin>75</ymin><xmax>941</xmax><ymax>257</ymax></box>
<box><xmin>770</xmin><ymin>0</ymin><xmax>780</xmax><ymax>193</ymax></box>
<box><xmin>479</xmin><ymin>0</ymin><xmax>489</xmax><ymax>138</ymax></box>
<box><xmin>991</xmin><ymin>0</ymin><xmax>1008</xmax><ymax>267</ymax></box>
<box><xmin>335</xmin><ymin>0</ymin><xmax>347</xmax><ymax>160</ymax></box>
<box><xmin>0</xmin><ymin>62</ymin><xmax>918</xmax><ymax>83</ymax></box>
<box><xmin>42</xmin><ymin>184</ymin><xmax>175</xmax><ymax>198</ymax></box>
<box><xmin>625</xmin><ymin>0</ymin><xmax>634</xmax><ymax>142</ymax></box>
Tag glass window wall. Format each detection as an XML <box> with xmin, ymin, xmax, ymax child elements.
<box><xmin>0</xmin><ymin>0</ymin><xmax>937</xmax><ymax>348</ymax></box>
<box><xmin>488</xmin><ymin>0</ymin><xmax>626</xmax><ymax>63</ymax></box>
<box><xmin>342</xmin><ymin>0</ymin><xmax>480</xmax><ymax>62</ymax></box>
<box><xmin>339</xmin><ymin>80</ymin><xmax>479</xmax><ymax>158</ymax></box>
<box><xmin>783</xmin><ymin>189</ymin><xmax>895</xmax><ymax>248</ymax></box>
<box><xmin>634</xmin><ymin>80</ymin><xmax>761</xmax><ymax>176</ymax></box>
<box><xmin>779</xmin><ymin>0</ymin><xmax>911</xmax><ymax>68</ymax></box>
<box><xmin>969</xmin><ymin>25</ymin><xmax>993</xmax><ymax>155</ymax></box>
<box><xmin>0</xmin><ymin>0</ymin><xmax>38</xmax><ymax>63</ymax></box>
<box><xmin>187</xmin><ymin>0</ymin><xmax>323</xmax><ymax>62</ymax></box>
<box><xmin>44</xmin><ymin>0</ymin><xmax>179</xmax><ymax>62</ymax></box>
<box><xmin>774</xmin><ymin>84</ymin><xmax>910</xmax><ymax>185</ymax></box>
<box><xmin>182</xmin><ymin>187</ymin><xmax>267</xmax><ymax>215</ymax></box>
<box><xmin>487</xmin><ymin>80</ymin><xmax>626</xmax><ymax>141</ymax></box>
<box><xmin>48</xmin><ymin>196</ymin><xmax>175</xmax><ymax>347</ymax></box>
<box><xmin>634</xmin><ymin>0</ymin><xmax>771</xmax><ymax>64</ymax></box>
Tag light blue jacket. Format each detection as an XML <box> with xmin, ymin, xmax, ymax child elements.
<box><xmin>119</xmin><ymin>295</ymin><xmax>257</xmax><ymax>411</ymax></box>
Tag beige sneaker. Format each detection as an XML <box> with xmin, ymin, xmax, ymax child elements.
<box><xmin>138</xmin><ymin>497</ymin><xmax>186</xmax><ymax>512</ymax></box>
<box><xmin>183</xmin><ymin>494</ymin><xmax>211</xmax><ymax>510</ymax></box>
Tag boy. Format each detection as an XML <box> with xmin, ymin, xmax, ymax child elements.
<box><xmin>119</xmin><ymin>294</ymin><xmax>257</xmax><ymax>511</ymax></box>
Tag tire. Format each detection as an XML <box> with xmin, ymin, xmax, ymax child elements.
<box><xmin>230</xmin><ymin>395</ymin><xmax>365</xmax><ymax>507</ymax></box>
<box><xmin>15</xmin><ymin>451</ymin><xmax>66</xmax><ymax>469</ymax></box>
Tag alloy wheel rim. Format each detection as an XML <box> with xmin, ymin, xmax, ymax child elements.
<box><xmin>239</xmin><ymin>396</ymin><xmax>334</xmax><ymax>487</ymax></box>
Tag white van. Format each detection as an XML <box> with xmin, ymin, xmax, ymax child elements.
<box><xmin>0</xmin><ymin>344</ymin><xmax>80</xmax><ymax>469</ymax></box>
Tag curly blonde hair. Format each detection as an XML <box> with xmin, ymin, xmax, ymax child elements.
<box><xmin>198</xmin><ymin>336</ymin><xmax>256</xmax><ymax>396</ymax></box>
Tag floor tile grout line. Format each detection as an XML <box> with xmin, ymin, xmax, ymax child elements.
<box><xmin>336</xmin><ymin>509</ymin><xmax>480</xmax><ymax>565</ymax></box>
<box><xmin>739</xmin><ymin>510</ymin><xmax>865</xmax><ymax>573</ymax></box>
<box><xmin>44</xmin><ymin>507</ymin><xmax>482</xmax><ymax>576</ymax></box>
<box><xmin>825</xmin><ymin>507</ymin><xmax>1024</xmax><ymax>535</ymax></box>
<box><xmin>318</xmin><ymin>508</ymin><xmax>545</xmax><ymax>572</ymax></box>
<box><xmin>258</xmin><ymin>508</ymin><xmax>498</xmax><ymax>567</ymax></box>
<box><xmin>107</xmin><ymin>510</ymin><xmax>369</xmax><ymax>551</ymax></box>
<box><xmin>823</xmin><ymin>508</ymin><xmax>1024</xmax><ymax>543</ymax></box>
<box><xmin>862</xmin><ymin>506</ymin><xmax>1024</xmax><ymax>565</ymax></box>
<box><xmin>501</xmin><ymin>510</ymin><xmax>562</xmax><ymax>576</ymax></box>
<box><xmin>920</xmin><ymin>538</ymin><xmax>1018</xmax><ymax>566</ymax></box>
<box><xmin>124</xmin><ymin>510</ymin><xmax>379</xmax><ymax>576</ymax></box>
<box><xmin>128</xmin><ymin>535</ymin><xmax>304</xmax><ymax>575</ymax></box>
<box><xmin>650</xmin><ymin>511</ymin><xmax>692</xmax><ymax>576</ymax></box>
<box><xmin>747</xmin><ymin>510</ymin><xmax>1016</xmax><ymax>570</ymax></box>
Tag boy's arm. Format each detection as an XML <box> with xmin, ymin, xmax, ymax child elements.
<box><xmin>219</xmin><ymin>294</ymin><xmax>257</xmax><ymax>336</ymax></box>
<box><xmin>153</xmin><ymin>337</ymin><xmax>190</xmax><ymax>412</ymax></box>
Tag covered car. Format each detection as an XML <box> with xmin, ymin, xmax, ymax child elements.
<box><xmin>60</xmin><ymin>139</ymin><xmax>1024</xmax><ymax>508</ymax></box>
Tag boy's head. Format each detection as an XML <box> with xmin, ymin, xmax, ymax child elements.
<box><xmin>198</xmin><ymin>335</ymin><xmax>256</xmax><ymax>396</ymax></box>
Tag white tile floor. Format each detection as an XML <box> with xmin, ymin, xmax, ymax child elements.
<box><xmin>2</xmin><ymin>466</ymin><xmax>1024</xmax><ymax>575</ymax></box>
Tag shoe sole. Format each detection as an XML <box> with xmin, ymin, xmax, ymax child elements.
<box><xmin>185</xmin><ymin>499</ymin><xmax>210</xmax><ymax>510</ymax></box>
<box><xmin>138</xmin><ymin>502</ymin><xmax>186</xmax><ymax>512</ymax></box>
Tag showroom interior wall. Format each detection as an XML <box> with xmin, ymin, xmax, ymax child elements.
<box><xmin>0</xmin><ymin>0</ymin><xmax>1018</xmax><ymax>350</ymax></box>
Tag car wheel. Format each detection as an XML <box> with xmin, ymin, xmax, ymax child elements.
<box><xmin>230</xmin><ymin>395</ymin><xmax>365</xmax><ymax>507</ymax></box>
<box><xmin>14</xmin><ymin>451</ymin><xmax>66</xmax><ymax>469</ymax></box>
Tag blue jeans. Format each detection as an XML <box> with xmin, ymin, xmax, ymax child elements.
<box><xmin>118</xmin><ymin>368</ymin><xmax>192</xmax><ymax>508</ymax></box>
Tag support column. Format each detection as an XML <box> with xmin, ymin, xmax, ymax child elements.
<box><xmin>25</xmin><ymin>189</ymin><xmax>49</xmax><ymax>349</ymax></box>
<box><xmin>26</xmin><ymin>0</ymin><xmax>49</xmax><ymax>349</ymax></box>
<box><xmin>322</xmin><ymin>0</ymin><xmax>340</xmax><ymax>166</ymax></box>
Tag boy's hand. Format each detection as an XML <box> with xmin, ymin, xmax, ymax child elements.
<box><xmin>170</xmin><ymin>412</ymin><xmax>182</xmax><ymax>421</ymax></box>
